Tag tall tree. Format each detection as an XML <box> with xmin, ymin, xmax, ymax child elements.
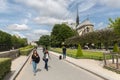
<box><xmin>51</xmin><ymin>24</ymin><xmax>77</xmax><ymax>47</ymax></box>
<box><xmin>38</xmin><ymin>35</ymin><xmax>50</xmax><ymax>48</ymax></box>
<box><xmin>109</xmin><ymin>17</ymin><xmax>120</xmax><ymax>34</ymax></box>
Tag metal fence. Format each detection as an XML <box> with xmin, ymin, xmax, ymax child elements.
<box><xmin>103</xmin><ymin>52</ymin><xmax>120</xmax><ymax>71</ymax></box>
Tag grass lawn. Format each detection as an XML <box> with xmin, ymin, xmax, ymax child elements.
<box><xmin>50</xmin><ymin>48</ymin><xmax>111</xmax><ymax>60</ymax></box>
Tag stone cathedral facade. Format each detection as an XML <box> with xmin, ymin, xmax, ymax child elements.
<box><xmin>76</xmin><ymin>18</ymin><xmax>94</xmax><ymax>36</ymax></box>
<box><xmin>64</xmin><ymin>8</ymin><xmax>94</xmax><ymax>36</ymax></box>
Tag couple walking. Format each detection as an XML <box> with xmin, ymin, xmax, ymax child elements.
<box><xmin>30</xmin><ymin>48</ymin><xmax>50</xmax><ymax>76</ymax></box>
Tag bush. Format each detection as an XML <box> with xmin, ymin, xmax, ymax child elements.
<box><xmin>113</xmin><ymin>43</ymin><xmax>120</xmax><ymax>53</ymax></box>
<box><xmin>0</xmin><ymin>58</ymin><xmax>11</xmax><ymax>80</ymax></box>
<box><xmin>76</xmin><ymin>44</ymin><xmax>83</xmax><ymax>58</ymax></box>
<box><xmin>19</xmin><ymin>45</ymin><xmax>34</xmax><ymax>56</ymax></box>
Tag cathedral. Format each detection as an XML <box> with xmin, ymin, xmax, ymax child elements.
<box><xmin>75</xmin><ymin>7</ymin><xmax>94</xmax><ymax>36</ymax></box>
<box><xmin>76</xmin><ymin>18</ymin><xmax>94</xmax><ymax>36</ymax></box>
<box><xmin>65</xmin><ymin>7</ymin><xmax>94</xmax><ymax>36</ymax></box>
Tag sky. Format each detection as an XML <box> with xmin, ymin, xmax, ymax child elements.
<box><xmin>0</xmin><ymin>0</ymin><xmax>120</xmax><ymax>42</ymax></box>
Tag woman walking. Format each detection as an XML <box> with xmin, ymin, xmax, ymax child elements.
<box><xmin>30</xmin><ymin>49</ymin><xmax>40</xmax><ymax>75</ymax></box>
<box><xmin>43</xmin><ymin>49</ymin><xmax>50</xmax><ymax>71</ymax></box>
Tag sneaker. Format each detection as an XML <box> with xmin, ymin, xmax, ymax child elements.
<box><xmin>46</xmin><ymin>68</ymin><xmax>48</xmax><ymax>71</ymax></box>
<box><xmin>34</xmin><ymin>73</ymin><xmax>36</xmax><ymax>76</ymax></box>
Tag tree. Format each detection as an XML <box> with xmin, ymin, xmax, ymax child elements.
<box><xmin>109</xmin><ymin>17</ymin><xmax>120</xmax><ymax>34</ymax></box>
<box><xmin>18</xmin><ymin>38</ymin><xmax>28</xmax><ymax>47</ymax></box>
<box><xmin>65</xmin><ymin>29</ymin><xmax>120</xmax><ymax>50</ymax></box>
<box><xmin>38</xmin><ymin>35</ymin><xmax>50</xmax><ymax>48</ymax></box>
<box><xmin>109</xmin><ymin>18</ymin><xmax>120</xmax><ymax>52</ymax></box>
<box><xmin>0</xmin><ymin>30</ymin><xmax>12</xmax><ymax>51</ymax></box>
<box><xmin>51</xmin><ymin>24</ymin><xmax>77</xmax><ymax>47</ymax></box>
<box><xmin>113</xmin><ymin>43</ymin><xmax>120</xmax><ymax>54</ymax></box>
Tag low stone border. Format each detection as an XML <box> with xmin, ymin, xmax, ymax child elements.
<box><xmin>0</xmin><ymin>49</ymin><xmax>20</xmax><ymax>59</ymax></box>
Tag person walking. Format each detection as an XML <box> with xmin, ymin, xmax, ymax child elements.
<box><xmin>43</xmin><ymin>49</ymin><xmax>50</xmax><ymax>71</ymax></box>
<box><xmin>42</xmin><ymin>47</ymin><xmax>46</xmax><ymax>54</ymax></box>
<box><xmin>30</xmin><ymin>49</ymin><xmax>40</xmax><ymax>75</ymax></box>
<box><xmin>62</xmin><ymin>46</ymin><xmax>66</xmax><ymax>59</ymax></box>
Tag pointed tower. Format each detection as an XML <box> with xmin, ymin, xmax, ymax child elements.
<box><xmin>76</xmin><ymin>5</ymin><xmax>79</xmax><ymax>30</ymax></box>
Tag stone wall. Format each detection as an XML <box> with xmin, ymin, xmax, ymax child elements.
<box><xmin>0</xmin><ymin>49</ymin><xmax>20</xmax><ymax>59</ymax></box>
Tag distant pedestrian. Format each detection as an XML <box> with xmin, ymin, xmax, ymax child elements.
<box><xmin>30</xmin><ymin>49</ymin><xmax>40</xmax><ymax>75</ymax></box>
<box><xmin>62</xmin><ymin>46</ymin><xmax>66</xmax><ymax>59</ymax></box>
<box><xmin>42</xmin><ymin>47</ymin><xmax>46</xmax><ymax>54</ymax></box>
<box><xmin>43</xmin><ymin>49</ymin><xmax>50</xmax><ymax>71</ymax></box>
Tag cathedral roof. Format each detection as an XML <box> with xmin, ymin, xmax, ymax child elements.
<box><xmin>77</xmin><ymin>19</ymin><xmax>94</xmax><ymax>30</ymax></box>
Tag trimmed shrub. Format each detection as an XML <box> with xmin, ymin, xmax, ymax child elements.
<box><xmin>0</xmin><ymin>58</ymin><xmax>11</xmax><ymax>80</ymax></box>
<box><xmin>19</xmin><ymin>45</ymin><xmax>34</xmax><ymax>56</ymax></box>
<box><xmin>76</xmin><ymin>44</ymin><xmax>83</xmax><ymax>58</ymax></box>
<box><xmin>113</xmin><ymin>43</ymin><xmax>120</xmax><ymax>53</ymax></box>
<box><xmin>20</xmin><ymin>49</ymin><xmax>33</xmax><ymax>55</ymax></box>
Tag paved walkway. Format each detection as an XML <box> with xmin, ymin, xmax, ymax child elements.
<box><xmin>4</xmin><ymin>50</ymin><xmax>120</xmax><ymax>80</ymax></box>
<box><xmin>16</xmin><ymin>49</ymin><xmax>104</xmax><ymax>80</ymax></box>
<box><xmin>4</xmin><ymin>56</ymin><xmax>29</xmax><ymax>80</ymax></box>
<box><xmin>50</xmin><ymin>51</ymin><xmax>120</xmax><ymax>80</ymax></box>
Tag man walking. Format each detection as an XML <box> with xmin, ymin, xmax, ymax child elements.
<box><xmin>62</xmin><ymin>46</ymin><xmax>66</xmax><ymax>59</ymax></box>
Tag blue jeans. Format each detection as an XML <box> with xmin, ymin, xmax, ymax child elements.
<box><xmin>63</xmin><ymin>53</ymin><xmax>66</xmax><ymax>59</ymax></box>
<box><xmin>44</xmin><ymin>59</ymin><xmax>48</xmax><ymax>70</ymax></box>
<box><xmin>32</xmin><ymin>61</ymin><xmax>37</xmax><ymax>73</ymax></box>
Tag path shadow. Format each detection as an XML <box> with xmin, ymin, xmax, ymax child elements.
<box><xmin>36</xmin><ymin>68</ymin><xmax>42</xmax><ymax>73</ymax></box>
<box><xmin>48</xmin><ymin>65</ymin><xmax>51</xmax><ymax>68</ymax></box>
<box><xmin>3</xmin><ymin>71</ymin><xmax>15</xmax><ymax>80</ymax></box>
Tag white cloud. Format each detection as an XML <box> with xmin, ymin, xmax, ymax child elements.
<box><xmin>14</xmin><ymin>0</ymin><xmax>69</xmax><ymax>18</ymax></box>
<box><xmin>25</xmin><ymin>33</ymin><xmax>38</xmax><ymax>42</ymax></box>
<box><xmin>7</xmin><ymin>24</ymin><xmax>30</xmax><ymax>31</ymax></box>
<box><xmin>25</xmin><ymin>29</ymin><xmax>50</xmax><ymax>42</ymax></box>
<box><xmin>12</xmin><ymin>32</ymin><xmax>26</xmax><ymax>38</ymax></box>
<box><xmin>99</xmin><ymin>0</ymin><xmax>120</xmax><ymax>8</ymax></box>
<box><xmin>13</xmin><ymin>0</ymin><xmax>98</xmax><ymax>26</ymax></box>
<box><xmin>34</xmin><ymin>16</ymin><xmax>74</xmax><ymax>25</ymax></box>
<box><xmin>33</xmin><ymin>29</ymin><xmax>50</xmax><ymax>35</ymax></box>
<box><xmin>1</xmin><ymin>0</ymin><xmax>120</xmax><ymax>42</ymax></box>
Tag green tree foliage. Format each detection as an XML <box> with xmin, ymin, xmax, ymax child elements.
<box><xmin>0</xmin><ymin>30</ymin><xmax>28</xmax><ymax>50</ymax></box>
<box><xmin>11</xmin><ymin>35</ymin><xmax>19</xmax><ymax>47</ymax></box>
<box><xmin>38</xmin><ymin>35</ymin><xmax>50</xmax><ymax>48</ymax></box>
<box><xmin>76</xmin><ymin>44</ymin><xmax>83</xmax><ymax>58</ymax></box>
<box><xmin>66</xmin><ymin>29</ymin><xmax>119</xmax><ymax>50</ymax></box>
<box><xmin>0</xmin><ymin>30</ymin><xmax>12</xmax><ymax>45</ymax></box>
<box><xmin>113</xmin><ymin>43</ymin><xmax>120</xmax><ymax>53</ymax></box>
<box><xmin>51</xmin><ymin>24</ymin><xmax>77</xmax><ymax>47</ymax></box>
<box><xmin>109</xmin><ymin>17</ymin><xmax>120</xmax><ymax>34</ymax></box>
<box><xmin>18</xmin><ymin>38</ymin><xmax>28</xmax><ymax>47</ymax></box>
<box><xmin>11</xmin><ymin>36</ymin><xmax>27</xmax><ymax>48</ymax></box>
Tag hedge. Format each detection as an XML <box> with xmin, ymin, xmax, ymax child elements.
<box><xmin>0</xmin><ymin>58</ymin><xmax>11</xmax><ymax>80</ymax></box>
<box><xmin>20</xmin><ymin>48</ymin><xmax>33</xmax><ymax>55</ymax></box>
<box><xmin>19</xmin><ymin>46</ymin><xmax>34</xmax><ymax>56</ymax></box>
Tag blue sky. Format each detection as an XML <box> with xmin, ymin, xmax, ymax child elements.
<box><xmin>0</xmin><ymin>0</ymin><xmax>120</xmax><ymax>42</ymax></box>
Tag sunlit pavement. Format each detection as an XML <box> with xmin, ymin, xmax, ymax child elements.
<box><xmin>15</xmin><ymin>48</ymin><xmax>104</xmax><ymax>80</ymax></box>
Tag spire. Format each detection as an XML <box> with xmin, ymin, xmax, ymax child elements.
<box><xmin>76</xmin><ymin>4</ymin><xmax>79</xmax><ymax>29</ymax></box>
